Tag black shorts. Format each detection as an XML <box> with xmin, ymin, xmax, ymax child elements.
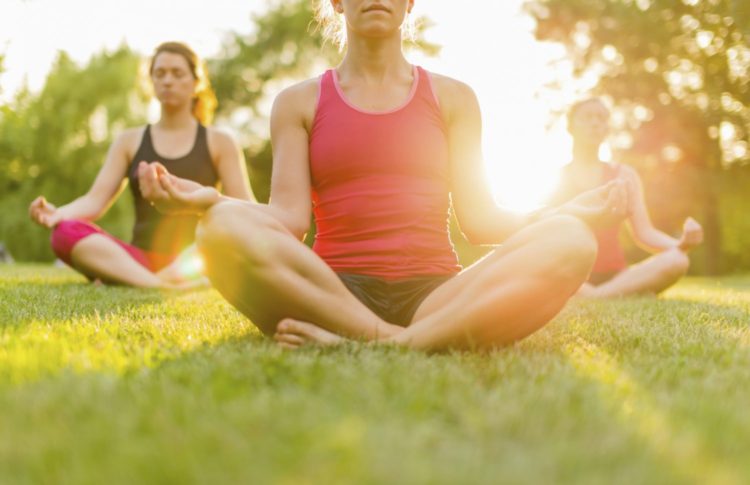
<box><xmin>337</xmin><ymin>273</ymin><xmax>454</xmax><ymax>327</ymax></box>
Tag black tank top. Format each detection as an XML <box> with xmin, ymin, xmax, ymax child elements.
<box><xmin>127</xmin><ymin>124</ymin><xmax>219</xmax><ymax>254</ymax></box>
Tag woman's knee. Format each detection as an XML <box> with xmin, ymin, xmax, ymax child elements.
<box><xmin>50</xmin><ymin>219</ymin><xmax>94</xmax><ymax>263</ymax></box>
<box><xmin>661</xmin><ymin>248</ymin><xmax>690</xmax><ymax>279</ymax></box>
<box><xmin>196</xmin><ymin>201</ymin><xmax>278</xmax><ymax>267</ymax></box>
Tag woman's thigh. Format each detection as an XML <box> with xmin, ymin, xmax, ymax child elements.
<box><xmin>196</xmin><ymin>202</ymin><xmax>389</xmax><ymax>337</ymax></box>
<box><xmin>411</xmin><ymin>215</ymin><xmax>595</xmax><ymax>324</ymax></box>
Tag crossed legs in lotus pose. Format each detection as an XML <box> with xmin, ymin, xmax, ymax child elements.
<box><xmin>196</xmin><ymin>201</ymin><xmax>597</xmax><ymax>351</ymax></box>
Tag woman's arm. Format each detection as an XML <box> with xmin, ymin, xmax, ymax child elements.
<box><xmin>436</xmin><ymin>76</ymin><xmax>626</xmax><ymax>244</ymax></box>
<box><xmin>622</xmin><ymin>165</ymin><xmax>703</xmax><ymax>252</ymax></box>
<box><xmin>436</xmin><ymin>76</ymin><xmax>529</xmax><ymax>244</ymax></box>
<box><xmin>263</xmin><ymin>81</ymin><xmax>315</xmax><ymax>238</ymax></box>
<box><xmin>29</xmin><ymin>130</ymin><xmax>136</xmax><ymax>227</ymax></box>
<box><xmin>207</xmin><ymin>128</ymin><xmax>255</xmax><ymax>201</ymax></box>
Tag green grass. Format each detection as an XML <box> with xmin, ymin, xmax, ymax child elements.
<box><xmin>1</xmin><ymin>264</ymin><xmax>749</xmax><ymax>484</ymax></box>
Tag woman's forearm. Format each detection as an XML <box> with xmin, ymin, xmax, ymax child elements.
<box><xmin>633</xmin><ymin>227</ymin><xmax>681</xmax><ymax>253</ymax></box>
<box><xmin>57</xmin><ymin>194</ymin><xmax>110</xmax><ymax>222</ymax></box>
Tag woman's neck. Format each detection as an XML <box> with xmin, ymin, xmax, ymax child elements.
<box><xmin>156</xmin><ymin>105</ymin><xmax>196</xmax><ymax>130</ymax></box>
<box><xmin>571</xmin><ymin>139</ymin><xmax>602</xmax><ymax>166</ymax></box>
<box><xmin>338</xmin><ymin>30</ymin><xmax>411</xmax><ymax>82</ymax></box>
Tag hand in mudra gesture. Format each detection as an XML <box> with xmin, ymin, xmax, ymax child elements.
<box><xmin>138</xmin><ymin>161</ymin><xmax>220</xmax><ymax>215</ymax></box>
<box><xmin>678</xmin><ymin>217</ymin><xmax>703</xmax><ymax>251</ymax></box>
<box><xmin>560</xmin><ymin>179</ymin><xmax>629</xmax><ymax>229</ymax></box>
<box><xmin>28</xmin><ymin>196</ymin><xmax>64</xmax><ymax>229</ymax></box>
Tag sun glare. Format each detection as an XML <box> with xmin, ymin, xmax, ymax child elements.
<box><xmin>410</xmin><ymin>1</ymin><xmax>577</xmax><ymax>214</ymax></box>
<box><xmin>482</xmin><ymin>117</ymin><xmax>570</xmax><ymax>213</ymax></box>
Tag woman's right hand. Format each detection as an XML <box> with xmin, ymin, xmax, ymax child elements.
<box><xmin>28</xmin><ymin>196</ymin><xmax>63</xmax><ymax>228</ymax></box>
<box><xmin>559</xmin><ymin>179</ymin><xmax>629</xmax><ymax>229</ymax></box>
<box><xmin>677</xmin><ymin>217</ymin><xmax>703</xmax><ymax>251</ymax></box>
<box><xmin>138</xmin><ymin>161</ymin><xmax>220</xmax><ymax>215</ymax></box>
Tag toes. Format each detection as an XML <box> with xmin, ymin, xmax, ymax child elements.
<box><xmin>274</xmin><ymin>317</ymin><xmax>344</xmax><ymax>346</ymax></box>
<box><xmin>277</xmin><ymin>341</ymin><xmax>300</xmax><ymax>350</ymax></box>
<box><xmin>274</xmin><ymin>332</ymin><xmax>305</xmax><ymax>346</ymax></box>
<box><xmin>276</xmin><ymin>318</ymin><xmax>297</xmax><ymax>333</ymax></box>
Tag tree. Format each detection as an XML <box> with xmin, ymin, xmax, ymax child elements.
<box><xmin>525</xmin><ymin>0</ymin><xmax>750</xmax><ymax>274</ymax></box>
<box><xmin>0</xmin><ymin>46</ymin><xmax>148</xmax><ymax>261</ymax></box>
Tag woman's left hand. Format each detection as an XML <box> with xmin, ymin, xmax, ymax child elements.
<box><xmin>138</xmin><ymin>161</ymin><xmax>220</xmax><ymax>215</ymax></box>
<box><xmin>677</xmin><ymin>217</ymin><xmax>703</xmax><ymax>251</ymax></box>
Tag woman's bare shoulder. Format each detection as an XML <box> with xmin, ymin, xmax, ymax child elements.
<box><xmin>423</xmin><ymin>70</ymin><xmax>479</xmax><ymax>120</ymax></box>
<box><xmin>113</xmin><ymin>126</ymin><xmax>147</xmax><ymax>159</ymax></box>
<box><xmin>274</xmin><ymin>77</ymin><xmax>321</xmax><ymax>108</ymax></box>
<box><xmin>272</xmin><ymin>76</ymin><xmax>324</xmax><ymax>128</ymax></box>
<box><xmin>426</xmin><ymin>71</ymin><xmax>476</xmax><ymax>98</ymax></box>
<box><xmin>206</xmin><ymin>126</ymin><xmax>238</xmax><ymax>146</ymax></box>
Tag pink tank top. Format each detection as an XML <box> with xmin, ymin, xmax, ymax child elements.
<box><xmin>309</xmin><ymin>66</ymin><xmax>460</xmax><ymax>279</ymax></box>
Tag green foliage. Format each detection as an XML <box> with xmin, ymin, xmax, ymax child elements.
<box><xmin>0</xmin><ymin>53</ymin><xmax>5</xmax><ymax>95</ymax></box>
<box><xmin>2</xmin><ymin>265</ymin><xmax>750</xmax><ymax>482</ymax></box>
<box><xmin>210</xmin><ymin>0</ymin><xmax>340</xmax><ymax>121</ymax></box>
<box><xmin>0</xmin><ymin>46</ymin><xmax>147</xmax><ymax>261</ymax></box>
<box><xmin>525</xmin><ymin>0</ymin><xmax>750</xmax><ymax>273</ymax></box>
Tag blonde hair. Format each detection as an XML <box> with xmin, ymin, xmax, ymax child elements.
<box><xmin>313</xmin><ymin>0</ymin><xmax>418</xmax><ymax>51</ymax></box>
<box><xmin>150</xmin><ymin>42</ymin><xmax>217</xmax><ymax>125</ymax></box>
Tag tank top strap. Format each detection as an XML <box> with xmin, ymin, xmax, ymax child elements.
<box><xmin>141</xmin><ymin>124</ymin><xmax>155</xmax><ymax>154</ymax></box>
<box><xmin>194</xmin><ymin>123</ymin><xmax>209</xmax><ymax>157</ymax></box>
<box><xmin>414</xmin><ymin>66</ymin><xmax>440</xmax><ymax>109</ymax></box>
<box><xmin>316</xmin><ymin>70</ymin><xmax>338</xmax><ymax>110</ymax></box>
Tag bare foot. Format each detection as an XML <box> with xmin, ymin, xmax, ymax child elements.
<box><xmin>575</xmin><ymin>282</ymin><xmax>600</xmax><ymax>298</ymax></box>
<box><xmin>274</xmin><ymin>318</ymin><xmax>346</xmax><ymax>349</ymax></box>
<box><xmin>172</xmin><ymin>276</ymin><xmax>210</xmax><ymax>290</ymax></box>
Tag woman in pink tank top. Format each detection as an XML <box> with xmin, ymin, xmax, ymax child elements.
<box><xmin>139</xmin><ymin>0</ymin><xmax>629</xmax><ymax>350</ymax></box>
<box><xmin>550</xmin><ymin>98</ymin><xmax>704</xmax><ymax>297</ymax></box>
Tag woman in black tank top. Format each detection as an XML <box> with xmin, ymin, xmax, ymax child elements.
<box><xmin>28</xmin><ymin>42</ymin><xmax>254</xmax><ymax>288</ymax></box>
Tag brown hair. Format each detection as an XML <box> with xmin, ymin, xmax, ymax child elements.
<box><xmin>150</xmin><ymin>42</ymin><xmax>217</xmax><ymax>125</ymax></box>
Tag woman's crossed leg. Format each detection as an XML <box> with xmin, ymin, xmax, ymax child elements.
<box><xmin>198</xmin><ymin>201</ymin><xmax>597</xmax><ymax>352</ymax></box>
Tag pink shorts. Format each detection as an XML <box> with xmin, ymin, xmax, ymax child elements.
<box><xmin>51</xmin><ymin>219</ymin><xmax>176</xmax><ymax>273</ymax></box>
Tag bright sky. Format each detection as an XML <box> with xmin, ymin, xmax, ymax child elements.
<box><xmin>0</xmin><ymin>0</ymin><xmax>584</xmax><ymax>211</ymax></box>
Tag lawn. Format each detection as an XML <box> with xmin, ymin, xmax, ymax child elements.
<box><xmin>1</xmin><ymin>264</ymin><xmax>749</xmax><ymax>484</ymax></box>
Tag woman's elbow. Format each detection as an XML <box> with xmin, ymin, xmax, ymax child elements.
<box><xmin>287</xmin><ymin>219</ymin><xmax>310</xmax><ymax>240</ymax></box>
<box><xmin>273</xmin><ymin>209</ymin><xmax>309</xmax><ymax>240</ymax></box>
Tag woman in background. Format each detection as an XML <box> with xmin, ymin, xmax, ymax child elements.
<box><xmin>29</xmin><ymin>42</ymin><xmax>254</xmax><ymax>288</ymax></box>
<box><xmin>551</xmin><ymin>97</ymin><xmax>703</xmax><ymax>298</ymax></box>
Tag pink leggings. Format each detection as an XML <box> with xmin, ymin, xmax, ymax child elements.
<box><xmin>51</xmin><ymin>220</ymin><xmax>176</xmax><ymax>274</ymax></box>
